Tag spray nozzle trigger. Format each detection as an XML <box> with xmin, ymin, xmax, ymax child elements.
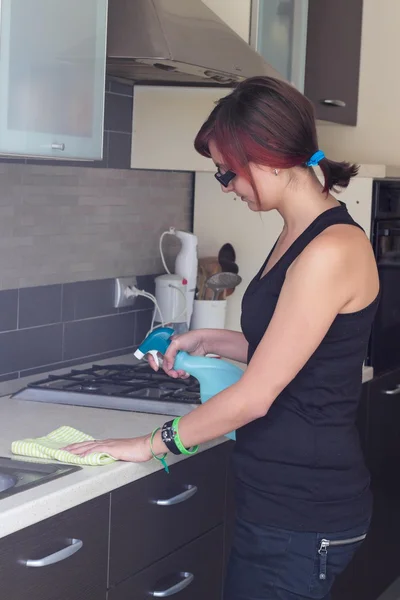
<box><xmin>134</xmin><ymin>327</ymin><xmax>174</xmax><ymax>367</ymax></box>
<box><xmin>147</xmin><ymin>350</ymin><xmax>161</xmax><ymax>368</ymax></box>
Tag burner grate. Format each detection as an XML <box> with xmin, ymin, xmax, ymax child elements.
<box><xmin>26</xmin><ymin>362</ymin><xmax>201</xmax><ymax>403</ymax></box>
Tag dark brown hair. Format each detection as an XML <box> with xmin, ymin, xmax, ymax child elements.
<box><xmin>194</xmin><ymin>76</ymin><xmax>358</xmax><ymax>194</ymax></box>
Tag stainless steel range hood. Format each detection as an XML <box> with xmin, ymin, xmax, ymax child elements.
<box><xmin>106</xmin><ymin>0</ymin><xmax>283</xmax><ymax>85</ymax></box>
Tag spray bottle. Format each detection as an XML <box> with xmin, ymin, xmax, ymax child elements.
<box><xmin>134</xmin><ymin>328</ymin><xmax>243</xmax><ymax>440</ymax></box>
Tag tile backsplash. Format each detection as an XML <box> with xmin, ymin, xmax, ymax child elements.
<box><xmin>0</xmin><ymin>161</ymin><xmax>193</xmax><ymax>384</ymax></box>
<box><xmin>0</xmin><ymin>163</ymin><xmax>193</xmax><ymax>290</ymax></box>
<box><xmin>0</xmin><ymin>276</ymin><xmax>156</xmax><ymax>383</ymax></box>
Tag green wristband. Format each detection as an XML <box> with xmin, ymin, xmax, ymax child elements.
<box><xmin>150</xmin><ymin>427</ymin><xmax>169</xmax><ymax>473</ymax></box>
<box><xmin>172</xmin><ymin>417</ymin><xmax>199</xmax><ymax>456</ymax></box>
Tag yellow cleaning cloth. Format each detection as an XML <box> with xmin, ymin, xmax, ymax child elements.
<box><xmin>11</xmin><ymin>426</ymin><xmax>116</xmax><ymax>466</ymax></box>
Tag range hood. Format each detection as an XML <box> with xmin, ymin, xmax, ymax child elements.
<box><xmin>106</xmin><ymin>0</ymin><xmax>283</xmax><ymax>85</ymax></box>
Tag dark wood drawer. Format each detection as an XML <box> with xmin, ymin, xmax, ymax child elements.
<box><xmin>108</xmin><ymin>525</ymin><xmax>224</xmax><ymax>600</ymax></box>
<box><xmin>366</xmin><ymin>368</ymin><xmax>400</xmax><ymax>485</ymax></box>
<box><xmin>109</xmin><ymin>444</ymin><xmax>228</xmax><ymax>585</ymax></box>
<box><xmin>0</xmin><ymin>494</ymin><xmax>109</xmax><ymax>600</ymax></box>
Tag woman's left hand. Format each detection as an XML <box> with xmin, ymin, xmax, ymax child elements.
<box><xmin>63</xmin><ymin>435</ymin><xmax>153</xmax><ymax>463</ymax></box>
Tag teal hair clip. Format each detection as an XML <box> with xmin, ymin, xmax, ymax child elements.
<box><xmin>306</xmin><ymin>150</ymin><xmax>325</xmax><ymax>167</ymax></box>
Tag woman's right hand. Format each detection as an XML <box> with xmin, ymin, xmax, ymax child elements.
<box><xmin>147</xmin><ymin>330</ymin><xmax>209</xmax><ymax>379</ymax></box>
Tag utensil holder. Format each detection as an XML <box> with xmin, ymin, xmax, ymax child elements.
<box><xmin>190</xmin><ymin>299</ymin><xmax>227</xmax><ymax>330</ymax></box>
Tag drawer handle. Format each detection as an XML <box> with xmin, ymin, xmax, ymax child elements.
<box><xmin>150</xmin><ymin>572</ymin><xmax>194</xmax><ymax>597</ymax></box>
<box><xmin>383</xmin><ymin>386</ymin><xmax>400</xmax><ymax>395</ymax></box>
<box><xmin>23</xmin><ymin>538</ymin><xmax>83</xmax><ymax>567</ymax></box>
<box><xmin>320</xmin><ymin>99</ymin><xmax>346</xmax><ymax>108</ymax></box>
<box><xmin>51</xmin><ymin>143</ymin><xmax>65</xmax><ymax>151</ymax></box>
<box><xmin>152</xmin><ymin>485</ymin><xmax>198</xmax><ymax>506</ymax></box>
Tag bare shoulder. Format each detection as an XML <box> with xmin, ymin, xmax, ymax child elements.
<box><xmin>294</xmin><ymin>224</ymin><xmax>372</xmax><ymax>267</ymax></box>
<box><xmin>290</xmin><ymin>223</ymin><xmax>379</xmax><ymax>310</ymax></box>
<box><xmin>319</xmin><ymin>223</ymin><xmax>371</xmax><ymax>252</ymax></box>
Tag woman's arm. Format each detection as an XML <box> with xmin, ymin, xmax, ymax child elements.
<box><xmin>192</xmin><ymin>328</ymin><xmax>248</xmax><ymax>363</ymax></box>
<box><xmin>152</xmin><ymin>231</ymin><xmax>356</xmax><ymax>452</ymax></box>
<box><xmin>65</xmin><ymin>229</ymin><xmax>377</xmax><ymax>461</ymax></box>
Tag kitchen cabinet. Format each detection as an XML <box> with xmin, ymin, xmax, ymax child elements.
<box><xmin>304</xmin><ymin>0</ymin><xmax>363</xmax><ymax>125</ymax></box>
<box><xmin>0</xmin><ymin>494</ymin><xmax>109</xmax><ymax>600</ymax></box>
<box><xmin>332</xmin><ymin>369</ymin><xmax>400</xmax><ymax>600</ymax></box>
<box><xmin>0</xmin><ymin>0</ymin><xmax>108</xmax><ymax>160</ymax></box>
<box><xmin>193</xmin><ymin>172</ymin><xmax>373</xmax><ymax>332</ymax></box>
<box><xmin>0</xmin><ymin>443</ymin><xmax>231</xmax><ymax>599</ymax></box>
<box><xmin>250</xmin><ymin>0</ymin><xmax>308</xmax><ymax>92</ymax></box>
<box><xmin>365</xmin><ymin>368</ymin><xmax>400</xmax><ymax>485</ymax></box>
<box><xmin>251</xmin><ymin>0</ymin><xmax>363</xmax><ymax>125</ymax></box>
<box><xmin>109</xmin><ymin>526</ymin><xmax>224</xmax><ymax>600</ymax></box>
<box><xmin>109</xmin><ymin>443</ymin><xmax>228</xmax><ymax>585</ymax></box>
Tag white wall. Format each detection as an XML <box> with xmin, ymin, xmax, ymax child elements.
<box><xmin>317</xmin><ymin>0</ymin><xmax>400</xmax><ymax>167</ymax></box>
<box><xmin>202</xmin><ymin>0</ymin><xmax>251</xmax><ymax>41</ymax></box>
<box><xmin>131</xmin><ymin>86</ymin><xmax>231</xmax><ymax>171</ymax></box>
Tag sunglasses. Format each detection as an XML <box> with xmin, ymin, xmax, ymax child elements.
<box><xmin>214</xmin><ymin>169</ymin><xmax>236</xmax><ymax>188</ymax></box>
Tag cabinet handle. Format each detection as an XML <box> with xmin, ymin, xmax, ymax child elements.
<box><xmin>150</xmin><ymin>572</ymin><xmax>194</xmax><ymax>597</ymax></box>
<box><xmin>152</xmin><ymin>484</ymin><xmax>198</xmax><ymax>506</ymax></box>
<box><xmin>320</xmin><ymin>99</ymin><xmax>346</xmax><ymax>108</ymax></box>
<box><xmin>51</xmin><ymin>143</ymin><xmax>65</xmax><ymax>151</ymax></box>
<box><xmin>23</xmin><ymin>538</ymin><xmax>83</xmax><ymax>567</ymax></box>
<box><xmin>383</xmin><ymin>387</ymin><xmax>400</xmax><ymax>395</ymax></box>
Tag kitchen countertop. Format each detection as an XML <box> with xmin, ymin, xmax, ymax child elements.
<box><xmin>0</xmin><ymin>398</ymin><xmax>225</xmax><ymax>540</ymax></box>
<box><xmin>0</xmin><ymin>354</ymin><xmax>374</xmax><ymax>540</ymax></box>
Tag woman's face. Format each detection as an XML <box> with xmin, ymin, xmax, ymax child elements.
<box><xmin>208</xmin><ymin>140</ymin><xmax>283</xmax><ymax>212</ymax></box>
<box><xmin>208</xmin><ymin>140</ymin><xmax>259</xmax><ymax>210</ymax></box>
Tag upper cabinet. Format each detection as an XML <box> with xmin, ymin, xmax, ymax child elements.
<box><xmin>250</xmin><ymin>0</ymin><xmax>308</xmax><ymax>92</ymax></box>
<box><xmin>0</xmin><ymin>0</ymin><xmax>108</xmax><ymax>160</ymax></box>
<box><xmin>251</xmin><ymin>0</ymin><xmax>363</xmax><ymax>125</ymax></box>
<box><xmin>304</xmin><ymin>0</ymin><xmax>363</xmax><ymax>126</ymax></box>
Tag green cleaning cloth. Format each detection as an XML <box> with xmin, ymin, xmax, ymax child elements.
<box><xmin>11</xmin><ymin>426</ymin><xmax>116</xmax><ymax>466</ymax></box>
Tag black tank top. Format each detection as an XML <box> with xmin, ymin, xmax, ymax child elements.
<box><xmin>236</xmin><ymin>203</ymin><xmax>379</xmax><ymax>532</ymax></box>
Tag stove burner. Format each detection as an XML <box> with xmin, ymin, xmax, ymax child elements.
<box><xmin>27</xmin><ymin>362</ymin><xmax>201</xmax><ymax>405</ymax></box>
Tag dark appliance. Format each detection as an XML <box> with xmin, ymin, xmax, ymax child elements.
<box><xmin>369</xmin><ymin>179</ymin><xmax>400</xmax><ymax>375</ymax></box>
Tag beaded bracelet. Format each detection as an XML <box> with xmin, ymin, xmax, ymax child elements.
<box><xmin>150</xmin><ymin>427</ymin><xmax>169</xmax><ymax>473</ymax></box>
<box><xmin>172</xmin><ymin>417</ymin><xmax>199</xmax><ymax>456</ymax></box>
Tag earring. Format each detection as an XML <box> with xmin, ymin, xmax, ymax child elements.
<box><xmin>273</xmin><ymin>169</ymin><xmax>279</xmax><ymax>176</ymax></box>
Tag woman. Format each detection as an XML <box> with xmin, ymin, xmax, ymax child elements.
<box><xmin>66</xmin><ymin>77</ymin><xmax>380</xmax><ymax>599</ymax></box>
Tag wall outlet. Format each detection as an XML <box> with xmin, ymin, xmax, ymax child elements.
<box><xmin>114</xmin><ymin>276</ymin><xmax>138</xmax><ymax>308</ymax></box>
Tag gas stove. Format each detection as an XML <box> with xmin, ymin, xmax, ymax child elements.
<box><xmin>12</xmin><ymin>363</ymin><xmax>201</xmax><ymax>417</ymax></box>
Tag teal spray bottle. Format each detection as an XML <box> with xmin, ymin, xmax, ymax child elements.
<box><xmin>134</xmin><ymin>328</ymin><xmax>244</xmax><ymax>440</ymax></box>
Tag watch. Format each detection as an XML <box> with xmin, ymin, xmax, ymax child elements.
<box><xmin>161</xmin><ymin>420</ymin><xmax>181</xmax><ymax>455</ymax></box>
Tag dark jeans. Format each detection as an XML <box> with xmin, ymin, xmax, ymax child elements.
<box><xmin>223</xmin><ymin>517</ymin><xmax>369</xmax><ymax>600</ymax></box>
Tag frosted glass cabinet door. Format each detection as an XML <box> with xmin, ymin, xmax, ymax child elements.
<box><xmin>0</xmin><ymin>0</ymin><xmax>108</xmax><ymax>160</ymax></box>
<box><xmin>251</xmin><ymin>0</ymin><xmax>308</xmax><ymax>92</ymax></box>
